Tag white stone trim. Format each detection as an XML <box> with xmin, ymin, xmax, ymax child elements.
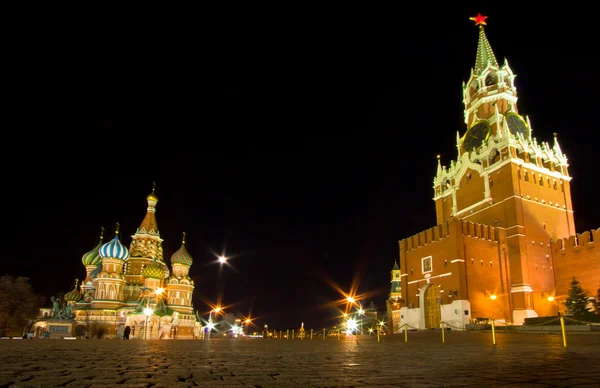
<box><xmin>511</xmin><ymin>285</ymin><xmax>533</xmax><ymax>293</ymax></box>
<box><xmin>407</xmin><ymin>272</ymin><xmax>452</xmax><ymax>285</ymax></box>
<box><xmin>455</xmin><ymin>197</ymin><xmax>493</xmax><ymax>217</ymax></box>
<box><xmin>466</xmin><ymin>93</ymin><xmax>518</xmax><ymax>119</ymax></box>
<box><xmin>450</xmin><ymin>259</ymin><xmax>465</xmax><ymax>263</ymax></box>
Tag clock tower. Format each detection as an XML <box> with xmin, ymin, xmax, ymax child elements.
<box><xmin>432</xmin><ymin>15</ymin><xmax>574</xmax><ymax>323</ymax></box>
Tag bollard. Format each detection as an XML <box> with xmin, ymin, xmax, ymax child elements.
<box><xmin>559</xmin><ymin>314</ymin><xmax>567</xmax><ymax>348</ymax></box>
<box><xmin>280</xmin><ymin>330</ymin><xmax>282</xmax><ymax>339</ymax></box>
<box><xmin>323</xmin><ymin>328</ymin><xmax>326</xmax><ymax>340</ymax></box>
<box><xmin>292</xmin><ymin>329</ymin><xmax>295</xmax><ymax>340</ymax></box>
<box><xmin>377</xmin><ymin>327</ymin><xmax>380</xmax><ymax>343</ymax></box>
<box><xmin>310</xmin><ymin>329</ymin><xmax>313</xmax><ymax>340</ymax></box>
<box><xmin>441</xmin><ymin>321</ymin><xmax>445</xmax><ymax>344</ymax></box>
<box><xmin>404</xmin><ymin>324</ymin><xmax>408</xmax><ymax>343</ymax></box>
<box><xmin>491</xmin><ymin>319</ymin><xmax>496</xmax><ymax>345</ymax></box>
<box><xmin>337</xmin><ymin>329</ymin><xmax>340</xmax><ymax>341</ymax></box>
<box><xmin>286</xmin><ymin>329</ymin><xmax>289</xmax><ymax>339</ymax></box>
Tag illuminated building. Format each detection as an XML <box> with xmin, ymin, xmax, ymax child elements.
<box><xmin>387</xmin><ymin>16</ymin><xmax>599</xmax><ymax>331</ymax></box>
<box><xmin>34</xmin><ymin>184</ymin><xmax>199</xmax><ymax>339</ymax></box>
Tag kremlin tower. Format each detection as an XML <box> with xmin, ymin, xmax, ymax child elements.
<box><xmin>387</xmin><ymin>14</ymin><xmax>599</xmax><ymax>331</ymax></box>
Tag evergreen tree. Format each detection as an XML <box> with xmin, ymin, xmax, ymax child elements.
<box><xmin>594</xmin><ymin>287</ymin><xmax>600</xmax><ymax>316</ymax></box>
<box><xmin>563</xmin><ymin>276</ymin><xmax>592</xmax><ymax>318</ymax></box>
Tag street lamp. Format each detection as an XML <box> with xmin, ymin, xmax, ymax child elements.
<box><xmin>218</xmin><ymin>256</ymin><xmax>227</xmax><ymax>264</ymax></box>
<box><xmin>244</xmin><ymin>318</ymin><xmax>251</xmax><ymax>336</ymax></box>
<box><xmin>208</xmin><ymin>307</ymin><xmax>222</xmax><ymax>339</ymax></box>
<box><xmin>357</xmin><ymin>308</ymin><xmax>364</xmax><ymax>335</ymax></box>
<box><xmin>143</xmin><ymin>307</ymin><xmax>153</xmax><ymax>339</ymax></box>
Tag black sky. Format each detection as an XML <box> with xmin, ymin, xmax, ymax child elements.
<box><xmin>3</xmin><ymin>6</ymin><xmax>599</xmax><ymax>329</ymax></box>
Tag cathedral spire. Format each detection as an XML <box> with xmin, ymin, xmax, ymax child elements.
<box><xmin>137</xmin><ymin>183</ymin><xmax>159</xmax><ymax>235</ymax></box>
<box><xmin>470</xmin><ymin>14</ymin><xmax>498</xmax><ymax>74</ymax></box>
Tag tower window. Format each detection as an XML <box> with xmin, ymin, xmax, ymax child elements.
<box><xmin>524</xmin><ymin>172</ymin><xmax>529</xmax><ymax>182</ymax></box>
<box><xmin>485</xmin><ymin>73</ymin><xmax>496</xmax><ymax>86</ymax></box>
<box><xmin>553</xmin><ymin>181</ymin><xmax>557</xmax><ymax>190</ymax></box>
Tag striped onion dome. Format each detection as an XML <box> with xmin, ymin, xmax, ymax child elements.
<box><xmin>99</xmin><ymin>224</ymin><xmax>130</xmax><ymax>261</ymax></box>
<box><xmin>171</xmin><ymin>232</ymin><xmax>193</xmax><ymax>266</ymax></box>
<box><xmin>142</xmin><ymin>259</ymin><xmax>164</xmax><ymax>279</ymax></box>
<box><xmin>64</xmin><ymin>280</ymin><xmax>82</xmax><ymax>302</ymax></box>
<box><xmin>81</xmin><ymin>228</ymin><xmax>104</xmax><ymax>266</ymax></box>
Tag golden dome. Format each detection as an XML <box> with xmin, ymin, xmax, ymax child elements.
<box><xmin>147</xmin><ymin>182</ymin><xmax>158</xmax><ymax>202</ymax></box>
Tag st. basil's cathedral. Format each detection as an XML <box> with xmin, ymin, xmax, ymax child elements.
<box><xmin>34</xmin><ymin>184</ymin><xmax>200</xmax><ymax>339</ymax></box>
<box><xmin>386</xmin><ymin>15</ymin><xmax>599</xmax><ymax>331</ymax></box>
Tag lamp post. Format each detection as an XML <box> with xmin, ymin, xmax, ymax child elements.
<box><xmin>208</xmin><ymin>307</ymin><xmax>221</xmax><ymax>340</ymax></box>
<box><xmin>357</xmin><ymin>308</ymin><xmax>364</xmax><ymax>336</ymax></box>
<box><xmin>143</xmin><ymin>307</ymin><xmax>153</xmax><ymax>339</ymax></box>
<box><xmin>244</xmin><ymin>318</ymin><xmax>251</xmax><ymax>336</ymax></box>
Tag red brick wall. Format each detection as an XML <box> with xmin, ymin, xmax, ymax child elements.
<box><xmin>552</xmin><ymin>229</ymin><xmax>600</xmax><ymax>314</ymax></box>
<box><xmin>456</xmin><ymin>168</ymin><xmax>485</xmax><ymax>212</ymax></box>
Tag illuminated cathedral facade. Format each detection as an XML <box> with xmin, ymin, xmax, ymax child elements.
<box><xmin>387</xmin><ymin>16</ymin><xmax>599</xmax><ymax>332</ymax></box>
<box><xmin>35</xmin><ymin>185</ymin><xmax>200</xmax><ymax>339</ymax></box>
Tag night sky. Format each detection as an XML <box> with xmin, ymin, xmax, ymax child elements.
<box><xmin>3</xmin><ymin>7</ymin><xmax>598</xmax><ymax>330</ymax></box>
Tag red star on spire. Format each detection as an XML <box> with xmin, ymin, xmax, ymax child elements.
<box><xmin>469</xmin><ymin>13</ymin><xmax>488</xmax><ymax>26</ymax></box>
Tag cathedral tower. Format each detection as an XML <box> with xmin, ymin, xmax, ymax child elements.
<box><xmin>80</xmin><ymin>227</ymin><xmax>104</xmax><ymax>302</ymax></box>
<box><xmin>165</xmin><ymin>232</ymin><xmax>195</xmax><ymax>314</ymax></box>
<box><xmin>93</xmin><ymin>223</ymin><xmax>129</xmax><ymax>309</ymax></box>
<box><xmin>432</xmin><ymin>15</ymin><xmax>574</xmax><ymax>322</ymax></box>
<box><xmin>124</xmin><ymin>183</ymin><xmax>169</xmax><ymax>305</ymax></box>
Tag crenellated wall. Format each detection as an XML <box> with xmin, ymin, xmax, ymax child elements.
<box><xmin>551</xmin><ymin>228</ymin><xmax>600</xmax><ymax>313</ymax></box>
<box><xmin>398</xmin><ymin>218</ymin><xmax>511</xmax><ymax>324</ymax></box>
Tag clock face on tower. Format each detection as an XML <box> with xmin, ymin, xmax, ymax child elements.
<box><xmin>505</xmin><ymin>112</ymin><xmax>529</xmax><ymax>138</ymax></box>
<box><xmin>462</xmin><ymin>120</ymin><xmax>491</xmax><ymax>154</ymax></box>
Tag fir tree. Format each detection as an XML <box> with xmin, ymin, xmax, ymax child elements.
<box><xmin>563</xmin><ymin>277</ymin><xmax>592</xmax><ymax>318</ymax></box>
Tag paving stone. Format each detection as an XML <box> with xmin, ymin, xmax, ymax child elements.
<box><xmin>0</xmin><ymin>332</ymin><xmax>599</xmax><ymax>387</ymax></box>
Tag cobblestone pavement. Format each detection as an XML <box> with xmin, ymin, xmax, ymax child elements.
<box><xmin>1</xmin><ymin>331</ymin><xmax>599</xmax><ymax>387</ymax></box>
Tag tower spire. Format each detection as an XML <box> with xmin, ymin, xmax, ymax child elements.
<box><xmin>470</xmin><ymin>14</ymin><xmax>498</xmax><ymax>73</ymax></box>
<box><xmin>100</xmin><ymin>226</ymin><xmax>105</xmax><ymax>241</ymax></box>
<box><xmin>436</xmin><ymin>154</ymin><xmax>442</xmax><ymax>177</ymax></box>
<box><xmin>182</xmin><ymin>232</ymin><xmax>186</xmax><ymax>245</ymax></box>
<box><xmin>115</xmin><ymin>222</ymin><xmax>120</xmax><ymax>236</ymax></box>
<box><xmin>553</xmin><ymin>132</ymin><xmax>563</xmax><ymax>155</ymax></box>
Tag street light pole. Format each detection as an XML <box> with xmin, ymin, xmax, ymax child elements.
<box><xmin>358</xmin><ymin>307</ymin><xmax>364</xmax><ymax>336</ymax></box>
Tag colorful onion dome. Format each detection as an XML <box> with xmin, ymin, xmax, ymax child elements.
<box><xmin>64</xmin><ymin>279</ymin><xmax>82</xmax><ymax>302</ymax></box>
<box><xmin>82</xmin><ymin>227</ymin><xmax>105</xmax><ymax>266</ymax></box>
<box><xmin>142</xmin><ymin>258</ymin><xmax>164</xmax><ymax>279</ymax></box>
<box><xmin>171</xmin><ymin>232</ymin><xmax>193</xmax><ymax>266</ymax></box>
<box><xmin>99</xmin><ymin>223</ymin><xmax>130</xmax><ymax>261</ymax></box>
